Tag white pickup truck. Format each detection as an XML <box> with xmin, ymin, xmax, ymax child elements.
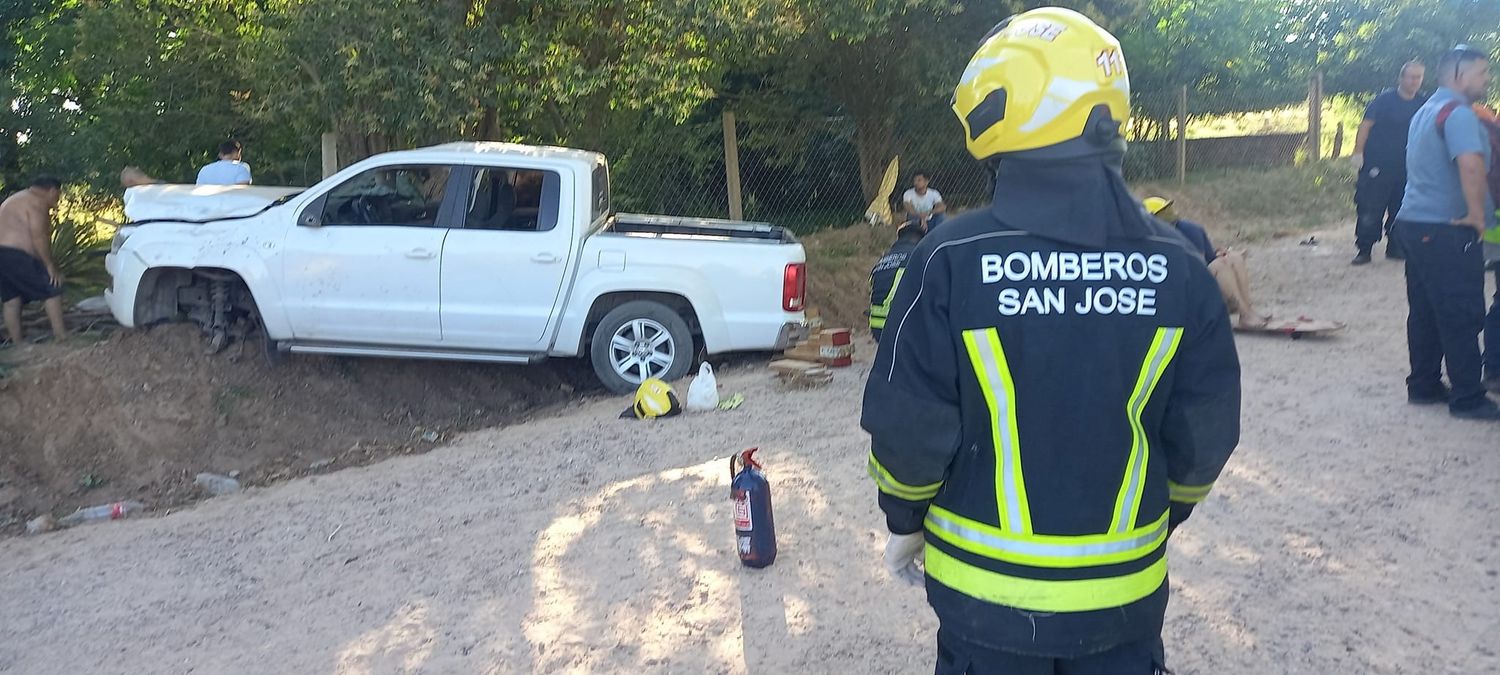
<box><xmin>106</xmin><ymin>142</ymin><xmax>807</xmax><ymax>393</ymax></box>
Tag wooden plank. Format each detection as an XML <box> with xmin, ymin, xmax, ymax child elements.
<box><xmin>770</xmin><ymin>359</ymin><xmax>822</xmax><ymax>375</ymax></box>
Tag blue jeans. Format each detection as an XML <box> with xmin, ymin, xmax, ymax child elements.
<box><xmin>906</xmin><ymin>212</ymin><xmax>945</xmax><ymax>230</ymax></box>
<box><xmin>1397</xmin><ymin>221</ymin><xmax>1487</xmax><ymax>411</ymax></box>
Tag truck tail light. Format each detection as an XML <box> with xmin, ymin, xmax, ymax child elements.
<box><xmin>783</xmin><ymin>263</ymin><xmax>806</xmax><ymax>312</ymax></box>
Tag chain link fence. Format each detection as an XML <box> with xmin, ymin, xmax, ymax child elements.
<box><xmin>603</xmin><ymin>114</ymin><xmax>991</xmax><ymax>234</ymax></box>
<box><xmin>605</xmin><ymin>80</ymin><xmax>1330</xmax><ymax>233</ymax></box>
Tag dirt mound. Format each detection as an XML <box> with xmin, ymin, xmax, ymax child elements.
<box><xmin>0</xmin><ymin>325</ymin><xmax>594</xmax><ymax>532</ymax></box>
<box><xmin>802</xmin><ymin>223</ymin><xmax>894</xmax><ymax>331</ymax></box>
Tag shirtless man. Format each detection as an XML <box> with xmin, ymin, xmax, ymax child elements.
<box><xmin>0</xmin><ymin>176</ymin><xmax>68</xmax><ymax>345</ymax></box>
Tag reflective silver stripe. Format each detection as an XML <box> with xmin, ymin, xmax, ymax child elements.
<box><xmin>968</xmin><ymin>331</ymin><xmax>1026</xmax><ymax>533</ymax></box>
<box><xmin>1116</xmin><ymin>328</ymin><xmax>1182</xmax><ymax>533</ymax></box>
<box><xmin>927</xmin><ymin>508</ymin><xmax>1167</xmax><ymax>561</ymax></box>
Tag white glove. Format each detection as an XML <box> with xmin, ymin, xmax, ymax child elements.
<box><xmin>883</xmin><ymin>532</ymin><xmax>926</xmax><ymax>587</ymax></box>
<box><xmin>1350</xmin><ymin>153</ymin><xmax>1364</xmax><ymax>172</ymax></box>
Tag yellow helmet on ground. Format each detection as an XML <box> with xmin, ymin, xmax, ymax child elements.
<box><xmin>1142</xmin><ymin>196</ymin><xmax>1176</xmax><ymax>222</ymax></box>
<box><xmin>627</xmin><ymin>378</ymin><xmax>682</xmax><ymax>420</ymax></box>
<box><xmin>953</xmin><ymin>7</ymin><xmax>1130</xmax><ymax>159</ymax></box>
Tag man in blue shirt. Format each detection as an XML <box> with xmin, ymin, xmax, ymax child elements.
<box><xmin>196</xmin><ymin>140</ymin><xmax>253</xmax><ymax>186</ymax></box>
<box><xmin>1351</xmin><ymin>62</ymin><xmax>1428</xmax><ymax>265</ymax></box>
<box><xmin>1393</xmin><ymin>46</ymin><xmax>1498</xmax><ymax>420</ymax></box>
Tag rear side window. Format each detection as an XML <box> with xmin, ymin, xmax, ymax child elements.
<box><xmin>321</xmin><ymin>165</ymin><xmax>451</xmax><ymax>227</ymax></box>
<box><xmin>591</xmin><ymin>160</ymin><xmax>610</xmax><ymax>223</ymax></box>
<box><xmin>463</xmin><ymin>167</ymin><xmax>561</xmax><ymax>232</ymax></box>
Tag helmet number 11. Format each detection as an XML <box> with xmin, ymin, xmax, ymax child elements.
<box><xmin>1096</xmin><ymin>49</ymin><xmax>1125</xmax><ymax>78</ymax></box>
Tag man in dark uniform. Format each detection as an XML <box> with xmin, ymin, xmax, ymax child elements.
<box><xmin>869</xmin><ymin>221</ymin><xmax>927</xmax><ymax>342</ymax></box>
<box><xmin>1352</xmin><ymin>61</ymin><xmax>1428</xmax><ymax>265</ymax></box>
<box><xmin>863</xmin><ymin>8</ymin><xmax>1241</xmax><ymax>674</ymax></box>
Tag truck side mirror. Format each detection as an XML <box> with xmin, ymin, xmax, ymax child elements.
<box><xmin>299</xmin><ymin>201</ymin><xmax>324</xmax><ymax>228</ymax></box>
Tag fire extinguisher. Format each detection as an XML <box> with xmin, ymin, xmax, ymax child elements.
<box><xmin>730</xmin><ymin>448</ymin><xmax>777</xmax><ymax>568</ymax></box>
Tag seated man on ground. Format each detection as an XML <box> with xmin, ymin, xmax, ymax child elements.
<box><xmin>901</xmin><ymin>170</ymin><xmax>946</xmax><ymax>230</ymax></box>
<box><xmin>1145</xmin><ymin>197</ymin><xmax>1270</xmax><ymax>329</ymax></box>
<box><xmin>0</xmin><ymin>176</ymin><xmax>69</xmax><ymax>346</ymax></box>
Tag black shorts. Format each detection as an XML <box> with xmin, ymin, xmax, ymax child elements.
<box><xmin>0</xmin><ymin>246</ymin><xmax>61</xmax><ymax>303</ymax></box>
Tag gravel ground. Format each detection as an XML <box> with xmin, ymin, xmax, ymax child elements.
<box><xmin>0</xmin><ymin>226</ymin><xmax>1496</xmax><ymax>674</ymax></box>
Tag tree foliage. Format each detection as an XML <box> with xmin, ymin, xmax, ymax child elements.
<box><xmin>3</xmin><ymin>0</ymin><xmax>1497</xmax><ymax>203</ymax></box>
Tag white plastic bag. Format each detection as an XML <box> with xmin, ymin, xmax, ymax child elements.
<box><xmin>685</xmin><ymin>362</ymin><xmax>720</xmax><ymax>412</ymax></box>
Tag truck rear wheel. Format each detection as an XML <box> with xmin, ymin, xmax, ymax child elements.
<box><xmin>590</xmin><ymin>301</ymin><xmax>693</xmax><ymax>395</ymax></box>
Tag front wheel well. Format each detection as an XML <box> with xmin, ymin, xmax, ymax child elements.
<box><xmin>133</xmin><ymin>267</ymin><xmax>259</xmax><ymax>329</ymax></box>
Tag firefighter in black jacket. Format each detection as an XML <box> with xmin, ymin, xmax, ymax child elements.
<box><xmin>862</xmin><ymin>8</ymin><xmax>1241</xmax><ymax>674</ymax></box>
<box><xmin>869</xmin><ymin>221</ymin><xmax>927</xmax><ymax>341</ymax></box>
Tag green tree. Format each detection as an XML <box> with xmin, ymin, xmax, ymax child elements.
<box><xmin>730</xmin><ymin>0</ymin><xmax>1021</xmax><ymax>202</ymax></box>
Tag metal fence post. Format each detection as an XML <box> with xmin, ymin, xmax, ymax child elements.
<box><xmin>1176</xmin><ymin>85</ymin><xmax>1188</xmax><ymax>185</ymax></box>
<box><xmin>722</xmin><ymin>111</ymin><xmax>745</xmax><ymax>221</ymax></box>
<box><xmin>320</xmin><ymin>132</ymin><xmax>339</xmax><ymax>179</ymax></box>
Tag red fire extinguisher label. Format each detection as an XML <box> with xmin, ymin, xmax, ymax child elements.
<box><xmin>733</xmin><ymin>490</ymin><xmax>752</xmax><ymax>530</ymax></box>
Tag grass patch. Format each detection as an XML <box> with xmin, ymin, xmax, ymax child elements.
<box><xmin>1133</xmin><ymin>159</ymin><xmax>1352</xmax><ymax>244</ymax></box>
<box><xmin>214</xmin><ymin>386</ymin><xmax>255</xmax><ymax>416</ymax></box>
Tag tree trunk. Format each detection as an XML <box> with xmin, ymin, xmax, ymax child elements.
<box><xmin>337</xmin><ymin>130</ymin><xmax>392</xmax><ymax>167</ymax></box>
<box><xmin>477</xmin><ymin>106</ymin><xmax>499</xmax><ymax>141</ymax></box>
<box><xmin>853</xmin><ymin>114</ymin><xmax>897</xmax><ymax>204</ymax></box>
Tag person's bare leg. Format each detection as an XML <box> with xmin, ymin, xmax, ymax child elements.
<box><xmin>1225</xmin><ymin>251</ymin><xmax>1265</xmax><ymax>324</ymax></box>
<box><xmin>1212</xmin><ymin>252</ymin><xmax>1267</xmax><ymax>328</ymax></box>
<box><xmin>2</xmin><ymin>298</ymin><xmax>22</xmax><ymax>345</ymax></box>
<box><xmin>43</xmin><ymin>296</ymin><xmax>67</xmax><ymax>340</ymax></box>
<box><xmin>1208</xmin><ymin>258</ymin><xmax>1242</xmax><ymax>313</ymax></box>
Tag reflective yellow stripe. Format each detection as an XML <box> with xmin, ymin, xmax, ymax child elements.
<box><xmin>1111</xmin><ymin>327</ymin><xmax>1184</xmax><ymax>533</ymax></box>
<box><xmin>1168</xmin><ymin>480</ymin><xmax>1213</xmax><ymax>504</ymax></box>
<box><xmin>926</xmin><ymin>506</ymin><xmax>1168</xmax><ymax>569</ymax></box>
<box><xmin>868</xmin><ymin>451</ymin><xmax>942</xmax><ymax>501</ymax></box>
<box><xmin>869</xmin><ymin>268</ymin><xmax>905</xmax><ymax>329</ymax></box>
<box><xmin>963</xmin><ymin>329</ymin><xmax>1031</xmax><ymax>534</ymax></box>
<box><xmin>925</xmin><ymin>546</ymin><xmax>1169</xmax><ymax>613</ymax></box>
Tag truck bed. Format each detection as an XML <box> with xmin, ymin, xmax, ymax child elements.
<box><xmin>608</xmin><ymin>213</ymin><xmax>797</xmax><ymax>243</ymax></box>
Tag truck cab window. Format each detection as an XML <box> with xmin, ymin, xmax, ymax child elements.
<box><xmin>322</xmin><ymin>166</ymin><xmax>451</xmax><ymax>227</ymax></box>
<box><xmin>466</xmin><ymin>167</ymin><xmax>560</xmax><ymax>232</ymax></box>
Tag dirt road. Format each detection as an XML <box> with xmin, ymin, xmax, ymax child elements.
<box><xmin>1</xmin><ymin>226</ymin><xmax>1496</xmax><ymax>674</ymax></box>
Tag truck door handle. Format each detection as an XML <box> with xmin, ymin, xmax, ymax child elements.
<box><xmin>531</xmin><ymin>253</ymin><xmax>561</xmax><ymax>264</ymax></box>
<box><xmin>405</xmin><ymin>248</ymin><xmax>437</xmax><ymax>260</ymax></box>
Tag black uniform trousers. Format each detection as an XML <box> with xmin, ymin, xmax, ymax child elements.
<box><xmin>936</xmin><ymin>628</ymin><xmax>1167</xmax><ymax>675</ymax></box>
<box><xmin>1355</xmin><ymin>167</ymin><xmax>1407</xmax><ymax>256</ymax></box>
<box><xmin>1487</xmin><ymin>266</ymin><xmax>1500</xmax><ymax>381</ymax></box>
<box><xmin>1395</xmin><ymin>220</ymin><xmax>1488</xmax><ymax>411</ymax></box>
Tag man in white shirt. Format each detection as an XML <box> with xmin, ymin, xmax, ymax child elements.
<box><xmin>196</xmin><ymin>140</ymin><xmax>253</xmax><ymax>185</ymax></box>
<box><xmin>901</xmin><ymin>170</ymin><xmax>946</xmax><ymax>229</ymax></box>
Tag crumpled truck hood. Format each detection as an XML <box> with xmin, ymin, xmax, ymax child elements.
<box><xmin>123</xmin><ymin>184</ymin><xmax>304</xmax><ymax>223</ymax></box>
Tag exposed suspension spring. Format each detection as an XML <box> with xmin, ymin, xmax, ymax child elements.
<box><xmin>206</xmin><ymin>279</ymin><xmax>231</xmax><ymax>354</ymax></box>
